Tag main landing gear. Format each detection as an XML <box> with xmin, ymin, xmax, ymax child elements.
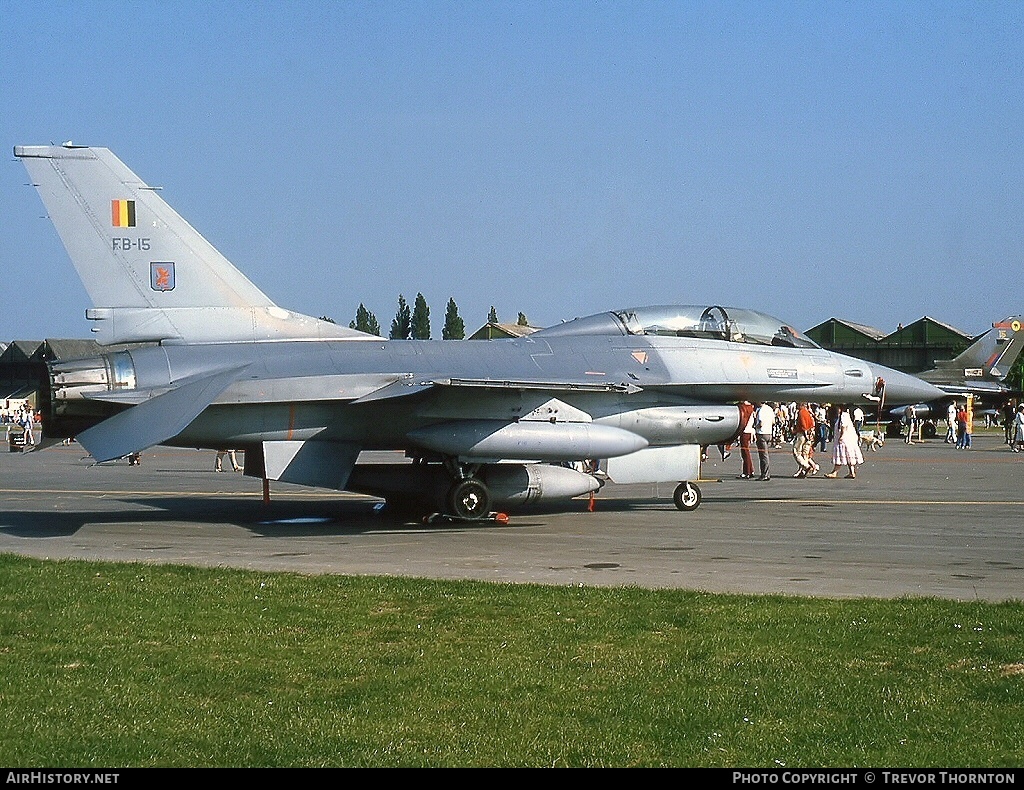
<box><xmin>438</xmin><ymin>459</ymin><xmax>495</xmax><ymax>521</ymax></box>
<box><xmin>446</xmin><ymin>477</ymin><xmax>492</xmax><ymax>520</ymax></box>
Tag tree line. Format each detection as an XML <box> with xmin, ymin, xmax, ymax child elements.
<box><xmin>322</xmin><ymin>295</ymin><xmax>531</xmax><ymax>340</ymax></box>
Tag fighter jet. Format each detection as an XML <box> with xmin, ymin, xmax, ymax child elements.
<box><xmin>15</xmin><ymin>144</ymin><xmax>943</xmax><ymax>516</ymax></box>
<box><xmin>883</xmin><ymin>317</ymin><xmax>1024</xmax><ymax>436</ymax></box>
<box><xmin>918</xmin><ymin>318</ymin><xmax>1024</xmax><ymax>397</ymax></box>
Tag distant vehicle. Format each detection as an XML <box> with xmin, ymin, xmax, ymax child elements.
<box><xmin>15</xmin><ymin>144</ymin><xmax>942</xmax><ymax>516</ymax></box>
<box><xmin>882</xmin><ymin>317</ymin><xmax>1024</xmax><ymax>437</ymax></box>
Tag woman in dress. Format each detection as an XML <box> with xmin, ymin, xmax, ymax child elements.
<box><xmin>1012</xmin><ymin>404</ymin><xmax>1024</xmax><ymax>453</ymax></box>
<box><xmin>824</xmin><ymin>404</ymin><xmax>864</xmax><ymax>479</ymax></box>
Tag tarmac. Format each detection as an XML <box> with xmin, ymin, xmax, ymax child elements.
<box><xmin>0</xmin><ymin>428</ymin><xmax>1021</xmax><ymax>601</ymax></box>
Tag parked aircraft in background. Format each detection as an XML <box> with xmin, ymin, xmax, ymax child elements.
<box><xmin>16</xmin><ymin>144</ymin><xmax>943</xmax><ymax>516</ymax></box>
<box><xmin>882</xmin><ymin>318</ymin><xmax>1024</xmax><ymax>436</ymax></box>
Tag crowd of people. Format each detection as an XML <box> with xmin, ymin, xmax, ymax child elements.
<box><xmin>706</xmin><ymin>395</ymin><xmax>1024</xmax><ymax>482</ymax></box>
<box><xmin>928</xmin><ymin>397</ymin><xmax>1024</xmax><ymax>451</ymax></box>
<box><xmin>705</xmin><ymin>401</ymin><xmax>868</xmax><ymax>482</ymax></box>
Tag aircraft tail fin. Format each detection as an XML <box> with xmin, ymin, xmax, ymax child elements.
<box><xmin>923</xmin><ymin>317</ymin><xmax>1024</xmax><ymax>384</ymax></box>
<box><xmin>15</xmin><ymin>144</ymin><xmax>368</xmax><ymax>344</ymax></box>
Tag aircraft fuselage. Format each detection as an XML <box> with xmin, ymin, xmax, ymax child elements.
<box><xmin>49</xmin><ymin>330</ymin><xmax>941</xmax><ymax>455</ymax></box>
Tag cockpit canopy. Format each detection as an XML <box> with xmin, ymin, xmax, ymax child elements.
<box><xmin>535</xmin><ymin>305</ymin><xmax>820</xmax><ymax>349</ymax></box>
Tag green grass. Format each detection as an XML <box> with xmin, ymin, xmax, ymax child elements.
<box><xmin>1</xmin><ymin>554</ymin><xmax>1022</xmax><ymax>767</ymax></box>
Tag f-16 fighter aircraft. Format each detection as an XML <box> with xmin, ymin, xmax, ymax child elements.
<box><xmin>15</xmin><ymin>144</ymin><xmax>943</xmax><ymax>516</ymax></box>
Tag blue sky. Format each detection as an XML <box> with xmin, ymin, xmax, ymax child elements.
<box><xmin>2</xmin><ymin>1</ymin><xmax>1022</xmax><ymax>341</ymax></box>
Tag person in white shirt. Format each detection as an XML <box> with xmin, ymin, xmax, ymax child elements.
<box><xmin>814</xmin><ymin>404</ymin><xmax>829</xmax><ymax>452</ymax></box>
<box><xmin>852</xmin><ymin>405</ymin><xmax>865</xmax><ymax>442</ymax></box>
<box><xmin>904</xmin><ymin>404</ymin><xmax>917</xmax><ymax>444</ymax></box>
<box><xmin>21</xmin><ymin>409</ymin><xmax>35</xmax><ymax>447</ymax></box>
<box><xmin>754</xmin><ymin>402</ymin><xmax>776</xmax><ymax>480</ymax></box>
<box><xmin>946</xmin><ymin>402</ymin><xmax>958</xmax><ymax>444</ymax></box>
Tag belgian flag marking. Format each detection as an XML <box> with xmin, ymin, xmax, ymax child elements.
<box><xmin>111</xmin><ymin>199</ymin><xmax>136</xmax><ymax>228</ymax></box>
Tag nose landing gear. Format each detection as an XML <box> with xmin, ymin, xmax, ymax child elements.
<box><xmin>673</xmin><ymin>481</ymin><xmax>702</xmax><ymax>511</ymax></box>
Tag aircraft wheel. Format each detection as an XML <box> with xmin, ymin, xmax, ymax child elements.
<box><xmin>923</xmin><ymin>422</ymin><xmax>937</xmax><ymax>439</ymax></box>
<box><xmin>673</xmin><ymin>481</ymin><xmax>702</xmax><ymax>512</ymax></box>
<box><xmin>447</xmin><ymin>478</ymin><xmax>491</xmax><ymax>520</ymax></box>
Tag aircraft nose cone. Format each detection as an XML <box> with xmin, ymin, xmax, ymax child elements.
<box><xmin>870</xmin><ymin>366</ymin><xmax>945</xmax><ymax>405</ymax></box>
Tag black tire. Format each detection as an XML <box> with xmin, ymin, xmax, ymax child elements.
<box><xmin>923</xmin><ymin>422</ymin><xmax>937</xmax><ymax>439</ymax></box>
<box><xmin>673</xmin><ymin>481</ymin><xmax>702</xmax><ymax>512</ymax></box>
<box><xmin>447</xmin><ymin>479</ymin><xmax>491</xmax><ymax>520</ymax></box>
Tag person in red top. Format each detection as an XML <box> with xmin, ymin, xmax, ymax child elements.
<box><xmin>737</xmin><ymin>400</ymin><xmax>755</xmax><ymax>479</ymax></box>
<box><xmin>955</xmin><ymin>404</ymin><xmax>970</xmax><ymax>449</ymax></box>
<box><xmin>792</xmin><ymin>402</ymin><xmax>820</xmax><ymax>478</ymax></box>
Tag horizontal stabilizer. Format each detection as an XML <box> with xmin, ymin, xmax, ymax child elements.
<box><xmin>81</xmin><ymin>387</ymin><xmax>170</xmax><ymax>405</ymax></box>
<box><xmin>76</xmin><ymin>367</ymin><xmax>244</xmax><ymax>462</ymax></box>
